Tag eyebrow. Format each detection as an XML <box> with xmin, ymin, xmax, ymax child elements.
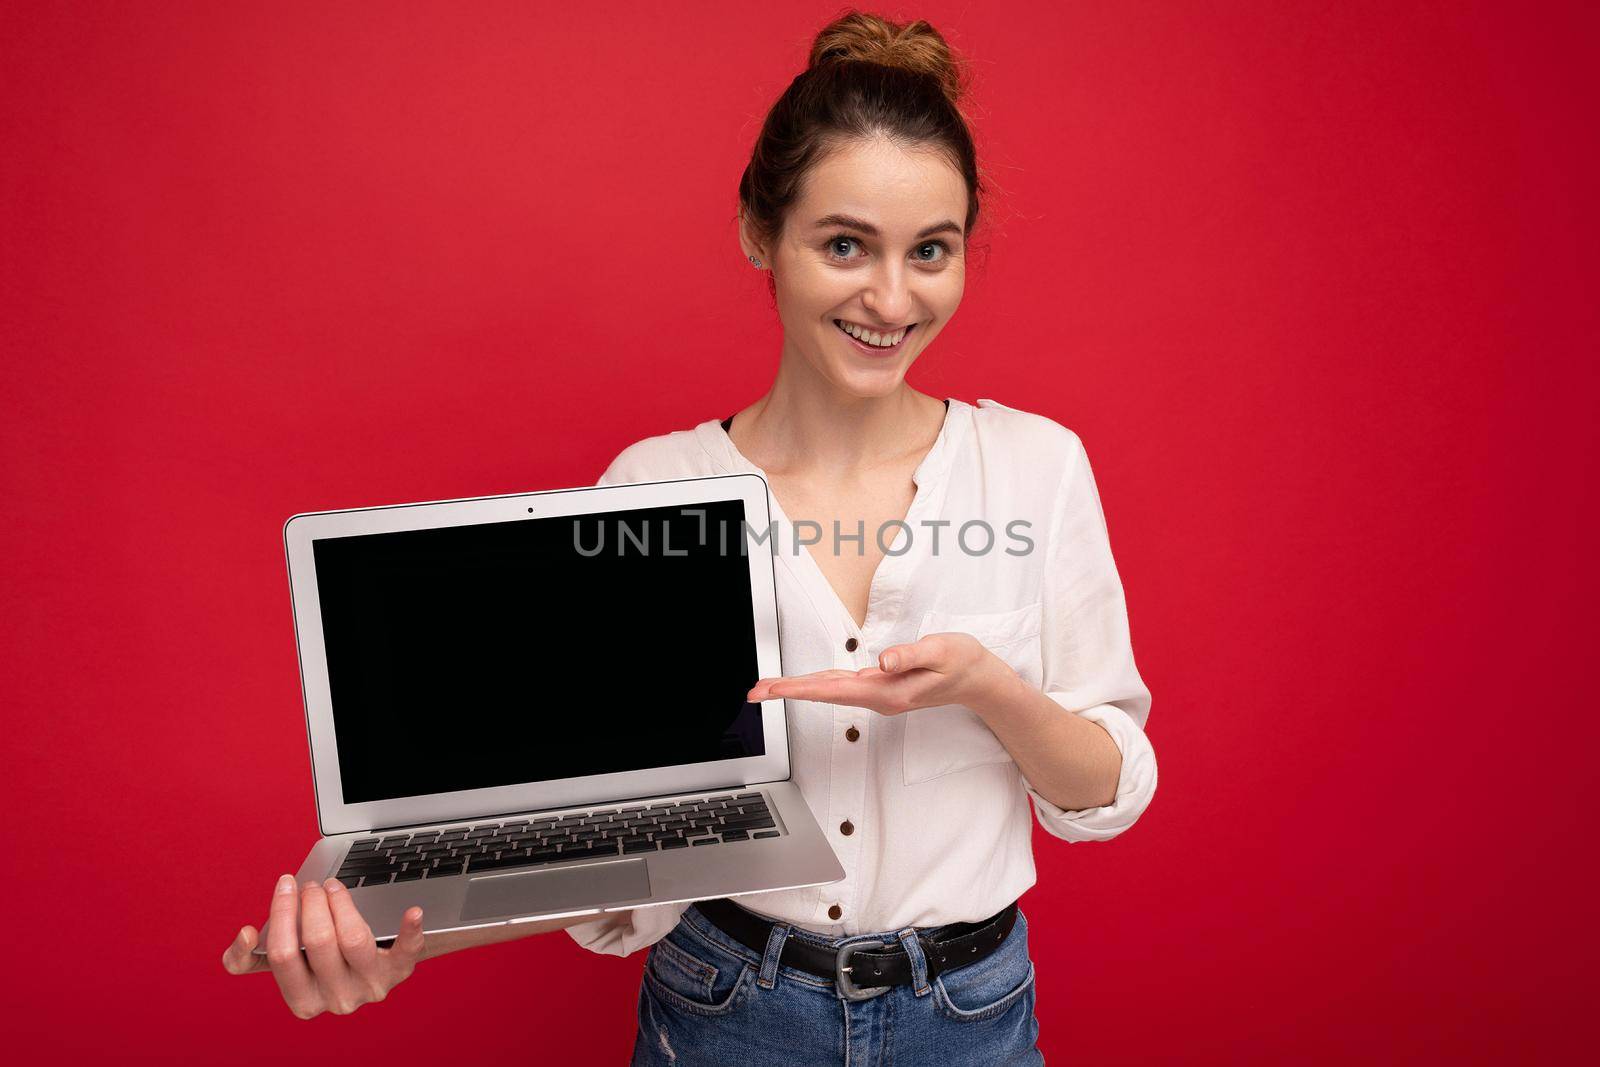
<box><xmin>811</xmin><ymin>213</ymin><xmax>963</xmax><ymax>240</ymax></box>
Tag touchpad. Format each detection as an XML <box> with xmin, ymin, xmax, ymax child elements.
<box><xmin>461</xmin><ymin>859</ymin><xmax>652</xmax><ymax>921</ymax></box>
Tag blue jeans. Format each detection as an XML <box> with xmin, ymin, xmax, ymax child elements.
<box><xmin>630</xmin><ymin>902</ymin><xmax>1044</xmax><ymax>1066</ymax></box>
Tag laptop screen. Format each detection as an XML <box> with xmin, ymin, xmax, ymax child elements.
<box><xmin>310</xmin><ymin>497</ymin><xmax>765</xmax><ymax>804</ymax></box>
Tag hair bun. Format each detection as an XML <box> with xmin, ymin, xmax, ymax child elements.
<box><xmin>808</xmin><ymin>11</ymin><xmax>968</xmax><ymax>108</ymax></box>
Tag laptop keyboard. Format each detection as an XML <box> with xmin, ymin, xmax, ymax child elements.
<box><xmin>333</xmin><ymin>790</ymin><xmax>780</xmax><ymax>888</ymax></box>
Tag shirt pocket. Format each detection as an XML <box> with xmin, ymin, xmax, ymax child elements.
<box><xmin>902</xmin><ymin>601</ymin><xmax>1044</xmax><ymax>786</ymax></box>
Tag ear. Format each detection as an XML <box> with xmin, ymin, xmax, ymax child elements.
<box><xmin>737</xmin><ymin>208</ymin><xmax>770</xmax><ymax>267</ymax></box>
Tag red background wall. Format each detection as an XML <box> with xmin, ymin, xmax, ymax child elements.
<box><xmin>2</xmin><ymin>1</ymin><xmax>1593</xmax><ymax>1062</ymax></box>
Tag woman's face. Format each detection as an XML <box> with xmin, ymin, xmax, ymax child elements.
<box><xmin>742</xmin><ymin>136</ymin><xmax>968</xmax><ymax>398</ymax></box>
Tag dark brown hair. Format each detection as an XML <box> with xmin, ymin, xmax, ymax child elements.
<box><xmin>738</xmin><ymin>10</ymin><xmax>986</xmax><ymax>297</ymax></box>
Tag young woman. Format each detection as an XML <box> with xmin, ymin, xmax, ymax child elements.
<box><xmin>222</xmin><ymin>13</ymin><xmax>1156</xmax><ymax>1065</ymax></box>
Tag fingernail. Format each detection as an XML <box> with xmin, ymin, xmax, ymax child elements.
<box><xmin>883</xmin><ymin>654</ymin><xmax>899</xmax><ymax>671</ymax></box>
<box><xmin>276</xmin><ymin>874</ymin><xmax>295</xmax><ymax>895</ymax></box>
<box><xmin>324</xmin><ymin>878</ymin><xmax>344</xmax><ymax>893</ymax></box>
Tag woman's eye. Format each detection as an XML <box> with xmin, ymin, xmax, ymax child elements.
<box><xmin>825</xmin><ymin>236</ymin><xmax>952</xmax><ymax>264</ymax></box>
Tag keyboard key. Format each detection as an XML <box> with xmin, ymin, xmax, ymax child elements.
<box><xmin>721</xmin><ymin>830</ymin><xmax>749</xmax><ymax>841</ymax></box>
<box><xmin>754</xmin><ymin>830</ymin><xmax>780</xmax><ymax>839</ymax></box>
<box><xmin>339</xmin><ymin>855</ymin><xmax>389</xmax><ymax>869</ymax></box>
<box><xmin>378</xmin><ymin>836</ymin><xmax>410</xmax><ymax>847</ymax></box>
<box><xmin>691</xmin><ymin>838</ymin><xmax>717</xmax><ymax>847</ymax></box>
<box><xmin>735</xmin><ymin>792</ymin><xmax>761</xmax><ymax>800</ymax></box>
<box><xmin>361</xmin><ymin>873</ymin><xmax>394</xmax><ymax>886</ymax></box>
<box><xmin>343</xmin><ymin>848</ymin><xmax>395</xmax><ymax>862</ymax></box>
<box><xmin>660</xmin><ymin>838</ymin><xmax>689</xmax><ymax>849</ymax></box>
<box><xmin>394</xmin><ymin>869</ymin><xmax>424</xmax><ymax>882</ymax></box>
<box><xmin>348</xmin><ymin>839</ymin><xmax>379</xmax><ymax>852</ymax></box>
<box><xmin>622</xmin><ymin>840</ymin><xmax>656</xmax><ymax>854</ymax></box>
<box><xmin>429</xmin><ymin>860</ymin><xmax>465</xmax><ymax>877</ymax></box>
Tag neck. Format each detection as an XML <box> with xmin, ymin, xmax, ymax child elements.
<box><xmin>731</xmin><ymin>354</ymin><xmax>946</xmax><ymax>477</ymax></box>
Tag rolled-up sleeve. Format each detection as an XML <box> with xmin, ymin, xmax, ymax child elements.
<box><xmin>1024</xmin><ymin>432</ymin><xmax>1158</xmax><ymax>842</ymax></box>
<box><xmin>565</xmin><ymin>899</ymin><xmax>689</xmax><ymax>959</ymax></box>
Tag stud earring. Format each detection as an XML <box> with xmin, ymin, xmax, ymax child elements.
<box><xmin>748</xmin><ymin>256</ymin><xmax>763</xmax><ymax>268</ymax></box>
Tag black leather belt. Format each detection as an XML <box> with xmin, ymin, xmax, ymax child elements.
<box><xmin>693</xmin><ymin>897</ymin><xmax>1019</xmax><ymax>1001</ymax></box>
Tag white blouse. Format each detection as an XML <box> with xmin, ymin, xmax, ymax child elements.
<box><xmin>565</xmin><ymin>397</ymin><xmax>1157</xmax><ymax>957</ymax></box>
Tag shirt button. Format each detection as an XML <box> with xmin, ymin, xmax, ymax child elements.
<box><xmin>828</xmin><ymin>904</ymin><xmax>843</xmax><ymax>921</ymax></box>
<box><xmin>839</xmin><ymin>819</ymin><xmax>854</xmax><ymax>836</ymax></box>
<box><xmin>845</xmin><ymin>725</ymin><xmax>860</xmax><ymax>742</ymax></box>
<box><xmin>844</xmin><ymin>637</ymin><xmax>858</xmax><ymax>652</ymax></box>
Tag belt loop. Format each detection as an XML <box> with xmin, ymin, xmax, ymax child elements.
<box><xmin>757</xmin><ymin>921</ymin><xmax>791</xmax><ymax>990</ymax></box>
<box><xmin>895</xmin><ymin>927</ymin><xmax>932</xmax><ymax>997</ymax></box>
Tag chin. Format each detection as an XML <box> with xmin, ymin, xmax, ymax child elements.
<box><xmin>835</xmin><ymin>366</ymin><xmax>907</xmax><ymax>398</ymax></box>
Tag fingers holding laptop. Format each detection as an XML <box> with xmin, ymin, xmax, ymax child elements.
<box><xmin>221</xmin><ymin>873</ymin><xmax>426</xmax><ymax>1020</ymax></box>
<box><xmin>220</xmin><ymin>923</ymin><xmax>269</xmax><ymax>976</ymax></box>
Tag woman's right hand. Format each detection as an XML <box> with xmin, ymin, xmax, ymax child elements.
<box><xmin>221</xmin><ymin>874</ymin><xmax>426</xmax><ymax>1019</ymax></box>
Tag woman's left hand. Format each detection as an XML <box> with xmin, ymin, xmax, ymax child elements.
<box><xmin>745</xmin><ymin>633</ymin><xmax>1014</xmax><ymax>717</ymax></box>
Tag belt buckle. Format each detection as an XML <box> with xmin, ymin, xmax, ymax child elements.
<box><xmin>835</xmin><ymin>939</ymin><xmax>894</xmax><ymax>1001</ymax></box>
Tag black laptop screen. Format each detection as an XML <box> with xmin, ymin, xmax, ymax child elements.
<box><xmin>310</xmin><ymin>497</ymin><xmax>765</xmax><ymax>804</ymax></box>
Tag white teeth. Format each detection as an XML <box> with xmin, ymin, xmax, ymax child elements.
<box><xmin>835</xmin><ymin>320</ymin><xmax>909</xmax><ymax>347</ymax></box>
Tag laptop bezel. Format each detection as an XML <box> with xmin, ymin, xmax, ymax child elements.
<box><xmin>282</xmin><ymin>473</ymin><xmax>788</xmax><ymax>837</ymax></box>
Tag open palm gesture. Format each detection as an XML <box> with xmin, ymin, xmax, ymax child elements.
<box><xmin>746</xmin><ymin>632</ymin><xmax>1009</xmax><ymax>716</ymax></box>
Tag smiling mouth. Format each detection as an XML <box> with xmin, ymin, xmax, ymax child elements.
<box><xmin>833</xmin><ymin>319</ymin><xmax>916</xmax><ymax>351</ymax></box>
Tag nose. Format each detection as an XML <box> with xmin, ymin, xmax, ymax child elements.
<box><xmin>860</xmin><ymin>259</ymin><xmax>913</xmax><ymax>327</ymax></box>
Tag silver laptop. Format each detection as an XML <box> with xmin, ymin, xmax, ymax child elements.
<box><xmin>256</xmin><ymin>472</ymin><xmax>844</xmax><ymax>951</ymax></box>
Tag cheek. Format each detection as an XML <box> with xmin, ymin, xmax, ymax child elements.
<box><xmin>774</xmin><ymin>277</ymin><xmax>842</xmax><ymax>333</ymax></box>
